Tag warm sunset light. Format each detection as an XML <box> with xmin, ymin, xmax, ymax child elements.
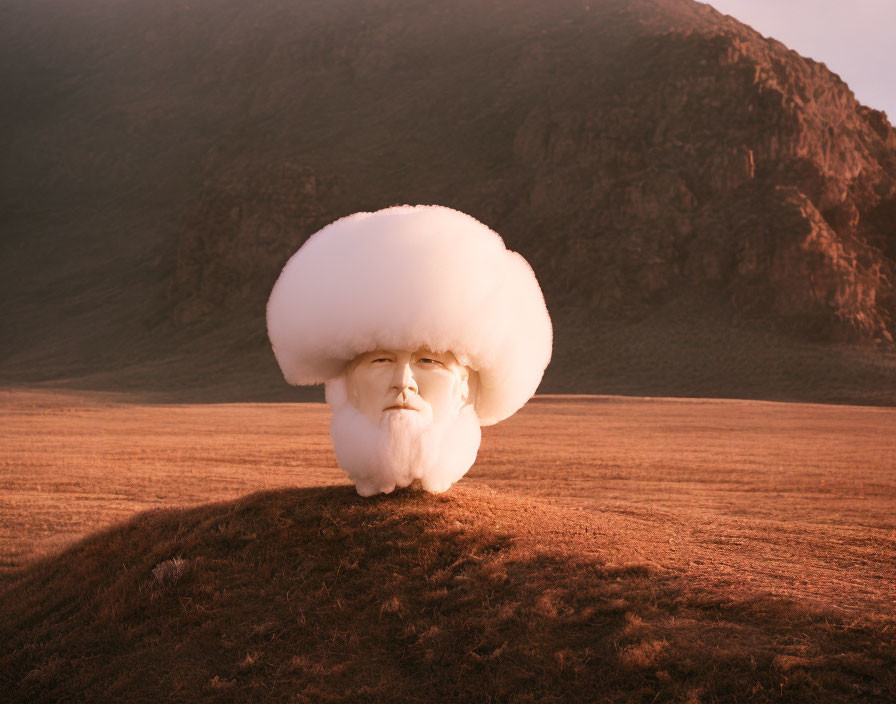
<box><xmin>1</xmin><ymin>0</ymin><xmax>894</xmax><ymax>701</ymax></box>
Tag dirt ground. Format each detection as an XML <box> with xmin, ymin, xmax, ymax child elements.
<box><xmin>1</xmin><ymin>388</ymin><xmax>893</xmax><ymax>619</ymax></box>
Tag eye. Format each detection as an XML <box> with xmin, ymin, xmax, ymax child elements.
<box><xmin>417</xmin><ymin>357</ymin><xmax>445</xmax><ymax>367</ymax></box>
<box><xmin>371</xmin><ymin>357</ymin><xmax>392</xmax><ymax>364</ymax></box>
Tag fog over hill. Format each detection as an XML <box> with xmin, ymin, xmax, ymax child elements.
<box><xmin>1</xmin><ymin>0</ymin><xmax>895</xmax><ymax>402</ymax></box>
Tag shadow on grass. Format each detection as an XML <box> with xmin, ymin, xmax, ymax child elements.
<box><xmin>1</xmin><ymin>486</ymin><xmax>893</xmax><ymax>702</ymax></box>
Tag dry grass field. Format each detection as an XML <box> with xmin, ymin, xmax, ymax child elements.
<box><xmin>1</xmin><ymin>388</ymin><xmax>894</xmax><ymax>701</ymax></box>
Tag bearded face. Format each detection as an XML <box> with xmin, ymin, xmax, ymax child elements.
<box><xmin>325</xmin><ymin>348</ymin><xmax>482</xmax><ymax>496</ymax></box>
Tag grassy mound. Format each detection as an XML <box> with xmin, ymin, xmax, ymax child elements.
<box><xmin>1</xmin><ymin>486</ymin><xmax>893</xmax><ymax>702</ymax></box>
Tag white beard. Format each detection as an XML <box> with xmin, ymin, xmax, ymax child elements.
<box><xmin>325</xmin><ymin>376</ymin><xmax>482</xmax><ymax>496</ymax></box>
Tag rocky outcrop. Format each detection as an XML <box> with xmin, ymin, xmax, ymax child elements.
<box><xmin>729</xmin><ymin>186</ymin><xmax>891</xmax><ymax>341</ymax></box>
<box><xmin>506</xmin><ymin>26</ymin><xmax>896</xmax><ymax>340</ymax></box>
<box><xmin>167</xmin><ymin>0</ymin><xmax>896</xmax><ymax>344</ymax></box>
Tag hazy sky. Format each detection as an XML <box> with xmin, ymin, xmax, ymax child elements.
<box><xmin>698</xmin><ymin>0</ymin><xmax>896</xmax><ymax>121</ymax></box>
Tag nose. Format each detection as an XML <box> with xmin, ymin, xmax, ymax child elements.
<box><xmin>391</xmin><ymin>362</ymin><xmax>418</xmax><ymax>396</ymax></box>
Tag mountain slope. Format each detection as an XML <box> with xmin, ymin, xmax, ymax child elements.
<box><xmin>1</xmin><ymin>0</ymin><xmax>895</xmax><ymax>400</ymax></box>
<box><xmin>164</xmin><ymin>0</ymin><xmax>896</xmax><ymax>343</ymax></box>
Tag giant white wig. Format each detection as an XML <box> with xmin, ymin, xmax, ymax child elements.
<box><xmin>266</xmin><ymin>204</ymin><xmax>552</xmax><ymax>425</ymax></box>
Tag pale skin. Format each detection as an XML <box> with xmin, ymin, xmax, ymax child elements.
<box><xmin>345</xmin><ymin>348</ymin><xmax>475</xmax><ymax>424</ymax></box>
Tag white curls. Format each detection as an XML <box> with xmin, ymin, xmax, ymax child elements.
<box><xmin>266</xmin><ymin>205</ymin><xmax>552</xmax><ymax>426</ymax></box>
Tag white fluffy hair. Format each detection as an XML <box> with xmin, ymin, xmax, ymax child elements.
<box><xmin>267</xmin><ymin>204</ymin><xmax>552</xmax><ymax>425</ymax></box>
<box><xmin>325</xmin><ymin>376</ymin><xmax>481</xmax><ymax>495</ymax></box>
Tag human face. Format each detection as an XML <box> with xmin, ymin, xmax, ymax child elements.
<box><xmin>345</xmin><ymin>348</ymin><xmax>471</xmax><ymax>424</ymax></box>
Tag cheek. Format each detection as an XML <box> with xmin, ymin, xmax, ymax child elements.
<box><xmin>417</xmin><ymin>372</ymin><xmax>463</xmax><ymax>408</ymax></box>
<box><xmin>357</xmin><ymin>372</ymin><xmax>384</xmax><ymax>398</ymax></box>
<box><xmin>348</xmin><ymin>367</ymin><xmax>391</xmax><ymax>409</ymax></box>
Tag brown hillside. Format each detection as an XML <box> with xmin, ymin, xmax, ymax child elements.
<box><xmin>1</xmin><ymin>0</ymin><xmax>895</xmax><ymax>399</ymax></box>
<box><xmin>1</xmin><ymin>391</ymin><xmax>894</xmax><ymax>701</ymax></box>
<box><xmin>2</xmin><ymin>485</ymin><xmax>894</xmax><ymax>703</ymax></box>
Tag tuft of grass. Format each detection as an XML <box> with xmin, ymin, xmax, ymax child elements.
<box><xmin>619</xmin><ymin>637</ymin><xmax>668</xmax><ymax>669</ymax></box>
<box><xmin>151</xmin><ymin>557</ymin><xmax>192</xmax><ymax>587</ymax></box>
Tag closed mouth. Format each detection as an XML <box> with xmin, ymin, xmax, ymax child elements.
<box><xmin>384</xmin><ymin>404</ymin><xmax>419</xmax><ymax>411</ymax></box>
